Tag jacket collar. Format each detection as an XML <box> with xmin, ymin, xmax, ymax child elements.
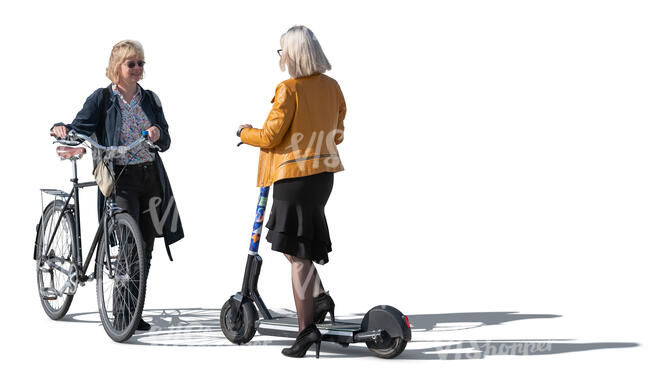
<box><xmin>106</xmin><ymin>83</ymin><xmax>148</xmax><ymax>104</ymax></box>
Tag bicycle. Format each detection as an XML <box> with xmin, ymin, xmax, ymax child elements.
<box><xmin>34</xmin><ymin>129</ymin><xmax>160</xmax><ymax>342</ymax></box>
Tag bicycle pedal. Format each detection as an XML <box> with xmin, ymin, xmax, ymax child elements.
<box><xmin>40</xmin><ymin>288</ymin><xmax>57</xmax><ymax>301</ymax></box>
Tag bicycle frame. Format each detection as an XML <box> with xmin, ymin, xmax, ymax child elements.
<box><xmin>39</xmin><ymin>130</ymin><xmax>158</xmax><ymax>295</ymax></box>
<box><xmin>40</xmin><ymin>157</ymin><xmax>121</xmax><ymax>287</ymax></box>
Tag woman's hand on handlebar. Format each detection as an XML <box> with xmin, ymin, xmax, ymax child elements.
<box><xmin>146</xmin><ymin>126</ymin><xmax>161</xmax><ymax>142</ymax></box>
<box><xmin>51</xmin><ymin>125</ymin><xmax>69</xmax><ymax>139</ymax></box>
<box><xmin>237</xmin><ymin>124</ymin><xmax>252</xmax><ymax>137</ymax></box>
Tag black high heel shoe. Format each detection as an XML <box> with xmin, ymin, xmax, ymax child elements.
<box><xmin>281</xmin><ymin>324</ymin><xmax>322</xmax><ymax>358</ymax></box>
<box><xmin>313</xmin><ymin>292</ymin><xmax>335</xmax><ymax>324</ymax></box>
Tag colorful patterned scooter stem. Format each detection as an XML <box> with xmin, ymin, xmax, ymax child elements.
<box><xmin>248</xmin><ymin>186</ymin><xmax>270</xmax><ymax>255</ymax></box>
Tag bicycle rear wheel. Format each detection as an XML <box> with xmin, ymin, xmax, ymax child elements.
<box><xmin>36</xmin><ymin>200</ymin><xmax>76</xmax><ymax>320</ymax></box>
<box><xmin>96</xmin><ymin>212</ymin><xmax>147</xmax><ymax>342</ymax></box>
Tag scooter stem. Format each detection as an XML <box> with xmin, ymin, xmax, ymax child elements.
<box><xmin>248</xmin><ymin>186</ymin><xmax>270</xmax><ymax>255</ymax></box>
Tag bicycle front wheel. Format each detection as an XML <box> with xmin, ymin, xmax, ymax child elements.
<box><xmin>36</xmin><ymin>200</ymin><xmax>76</xmax><ymax>320</ymax></box>
<box><xmin>96</xmin><ymin>212</ymin><xmax>147</xmax><ymax>342</ymax></box>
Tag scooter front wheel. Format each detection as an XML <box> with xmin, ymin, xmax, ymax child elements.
<box><xmin>220</xmin><ymin>299</ymin><xmax>258</xmax><ymax>344</ymax></box>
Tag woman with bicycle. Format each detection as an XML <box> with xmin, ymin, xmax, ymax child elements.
<box><xmin>237</xmin><ymin>26</ymin><xmax>346</xmax><ymax>358</ymax></box>
<box><xmin>51</xmin><ymin>40</ymin><xmax>184</xmax><ymax>331</ymax></box>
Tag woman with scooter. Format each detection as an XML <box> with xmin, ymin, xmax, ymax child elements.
<box><xmin>237</xmin><ymin>25</ymin><xmax>346</xmax><ymax>358</ymax></box>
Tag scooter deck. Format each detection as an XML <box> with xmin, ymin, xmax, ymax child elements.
<box><xmin>256</xmin><ymin>317</ymin><xmax>360</xmax><ymax>343</ymax></box>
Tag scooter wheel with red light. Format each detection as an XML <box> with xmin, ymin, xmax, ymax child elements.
<box><xmin>360</xmin><ymin>305</ymin><xmax>411</xmax><ymax>359</ymax></box>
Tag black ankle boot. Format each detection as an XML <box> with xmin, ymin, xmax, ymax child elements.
<box><xmin>313</xmin><ymin>292</ymin><xmax>335</xmax><ymax>324</ymax></box>
<box><xmin>282</xmin><ymin>324</ymin><xmax>322</xmax><ymax>358</ymax></box>
<box><xmin>137</xmin><ymin>318</ymin><xmax>151</xmax><ymax>331</ymax></box>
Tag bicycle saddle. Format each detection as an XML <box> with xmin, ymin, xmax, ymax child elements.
<box><xmin>56</xmin><ymin>146</ymin><xmax>86</xmax><ymax>159</ymax></box>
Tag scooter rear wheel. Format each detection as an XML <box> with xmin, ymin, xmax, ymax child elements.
<box><xmin>366</xmin><ymin>336</ymin><xmax>407</xmax><ymax>359</ymax></box>
<box><xmin>220</xmin><ymin>299</ymin><xmax>258</xmax><ymax>344</ymax></box>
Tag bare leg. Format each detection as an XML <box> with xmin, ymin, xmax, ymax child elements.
<box><xmin>285</xmin><ymin>254</ymin><xmax>320</xmax><ymax>331</ymax></box>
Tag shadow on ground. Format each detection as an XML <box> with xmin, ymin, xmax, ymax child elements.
<box><xmin>63</xmin><ymin>308</ymin><xmax>639</xmax><ymax>359</ymax></box>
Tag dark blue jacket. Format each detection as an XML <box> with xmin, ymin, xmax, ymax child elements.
<box><xmin>66</xmin><ymin>84</ymin><xmax>184</xmax><ymax>260</ymax></box>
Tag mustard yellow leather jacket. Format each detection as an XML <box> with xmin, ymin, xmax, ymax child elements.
<box><xmin>240</xmin><ymin>73</ymin><xmax>346</xmax><ymax>187</ymax></box>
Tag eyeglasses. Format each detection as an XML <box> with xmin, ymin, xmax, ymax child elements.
<box><xmin>125</xmin><ymin>60</ymin><xmax>145</xmax><ymax>68</ymax></box>
<box><xmin>277</xmin><ymin>49</ymin><xmax>282</xmax><ymax>57</ymax></box>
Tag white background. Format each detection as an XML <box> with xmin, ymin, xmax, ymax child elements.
<box><xmin>1</xmin><ymin>0</ymin><xmax>649</xmax><ymax>377</ymax></box>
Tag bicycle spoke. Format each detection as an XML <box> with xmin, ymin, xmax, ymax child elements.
<box><xmin>102</xmin><ymin>274</ymin><xmax>115</xmax><ymax>321</ymax></box>
<box><xmin>113</xmin><ymin>282</ymin><xmax>128</xmax><ymax>330</ymax></box>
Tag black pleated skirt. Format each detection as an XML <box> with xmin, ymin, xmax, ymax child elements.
<box><xmin>265</xmin><ymin>172</ymin><xmax>334</xmax><ymax>265</ymax></box>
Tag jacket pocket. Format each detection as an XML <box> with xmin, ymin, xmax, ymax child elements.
<box><xmin>278</xmin><ymin>154</ymin><xmax>339</xmax><ymax>168</ymax></box>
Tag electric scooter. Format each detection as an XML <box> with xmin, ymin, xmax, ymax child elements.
<box><xmin>220</xmin><ymin>186</ymin><xmax>411</xmax><ymax>358</ymax></box>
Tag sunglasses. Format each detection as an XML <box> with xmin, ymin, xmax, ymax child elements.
<box><xmin>125</xmin><ymin>60</ymin><xmax>145</xmax><ymax>68</ymax></box>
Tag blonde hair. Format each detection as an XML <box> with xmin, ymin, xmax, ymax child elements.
<box><xmin>105</xmin><ymin>40</ymin><xmax>145</xmax><ymax>84</ymax></box>
<box><xmin>279</xmin><ymin>26</ymin><xmax>331</xmax><ymax>78</ymax></box>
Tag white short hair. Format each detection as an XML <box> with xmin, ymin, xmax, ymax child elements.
<box><xmin>279</xmin><ymin>26</ymin><xmax>331</xmax><ymax>78</ymax></box>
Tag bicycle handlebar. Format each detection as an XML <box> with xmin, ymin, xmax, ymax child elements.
<box><xmin>53</xmin><ymin>130</ymin><xmax>161</xmax><ymax>155</ymax></box>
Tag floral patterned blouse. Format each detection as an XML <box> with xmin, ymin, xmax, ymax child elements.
<box><xmin>112</xmin><ymin>83</ymin><xmax>155</xmax><ymax>165</ymax></box>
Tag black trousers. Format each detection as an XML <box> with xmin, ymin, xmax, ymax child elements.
<box><xmin>114</xmin><ymin>162</ymin><xmax>162</xmax><ymax>276</ymax></box>
<box><xmin>111</xmin><ymin>162</ymin><xmax>162</xmax><ymax>326</ymax></box>
<box><xmin>113</xmin><ymin>162</ymin><xmax>162</xmax><ymax>329</ymax></box>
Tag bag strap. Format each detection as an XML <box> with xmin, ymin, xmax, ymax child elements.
<box><xmin>101</xmin><ymin>86</ymin><xmax>111</xmax><ymax>114</ymax></box>
<box><xmin>92</xmin><ymin>87</ymin><xmax>112</xmax><ymax>168</ymax></box>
